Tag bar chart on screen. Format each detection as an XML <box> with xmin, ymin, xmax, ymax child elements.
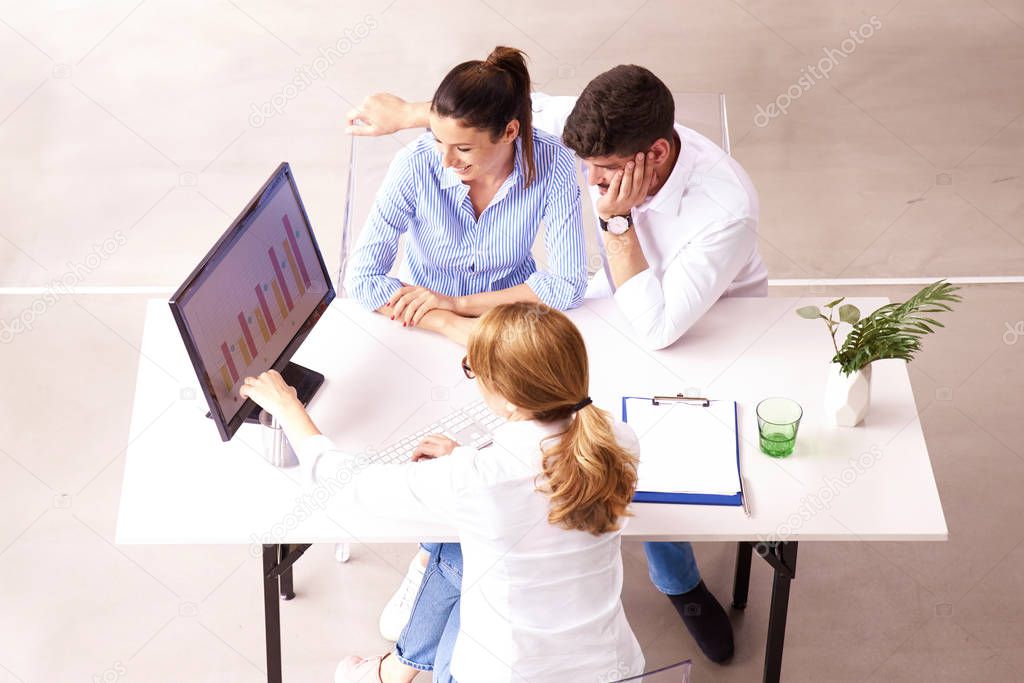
<box><xmin>212</xmin><ymin>214</ymin><xmax>318</xmax><ymax>397</ymax></box>
<box><xmin>178</xmin><ymin>176</ymin><xmax>329</xmax><ymax>421</ymax></box>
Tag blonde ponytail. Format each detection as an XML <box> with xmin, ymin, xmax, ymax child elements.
<box><xmin>467</xmin><ymin>303</ymin><xmax>639</xmax><ymax>536</ymax></box>
<box><xmin>540</xmin><ymin>404</ymin><xmax>638</xmax><ymax>535</ymax></box>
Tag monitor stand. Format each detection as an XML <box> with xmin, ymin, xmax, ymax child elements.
<box><xmin>206</xmin><ymin>361</ymin><xmax>325</xmax><ymax>424</ymax></box>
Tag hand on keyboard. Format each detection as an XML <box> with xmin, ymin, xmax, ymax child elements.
<box><xmin>370</xmin><ymin>400</ymin><xmax>503</xmax><ymax>466</ymax></box>
<box><xmin>412</xmin><ymin>434</ymin><xmax>460</xmax><ymax>461</ymax></box>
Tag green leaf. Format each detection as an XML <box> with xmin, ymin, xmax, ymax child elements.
<box><xmin>796</xmin><ymin>306</ymin><xmax>822</xmax><ymax>319</ymax></box>
<box><xmin>838</xmin><ymin>304</ymin><xmax>861</xmax><ymax>324</ymax></box>
<box><xmin>825</xmin><ymin>297</ymin><xmax>845</xmax><ymax>308</ymax></box>
<box><xmin>833</xmin><ymin>280</ymin><xmax>961</xmax><ymax>369</ymax></box>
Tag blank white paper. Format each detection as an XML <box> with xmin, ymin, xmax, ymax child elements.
<box><xmin>627</xmin><ymin>400</ymin><xmax>741</xmax><ymax>495</ymax></box>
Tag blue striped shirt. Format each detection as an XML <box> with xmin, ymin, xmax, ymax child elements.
<box><xmin>345</xmin><ymin>129</ymin><xmax>587</xmax><ymax>311</ymax></box>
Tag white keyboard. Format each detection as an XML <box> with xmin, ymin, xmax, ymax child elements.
<box><xmin>369</xmin><ymin>400</ymin><xmax>505</xmax><ymax>465</ymax></box>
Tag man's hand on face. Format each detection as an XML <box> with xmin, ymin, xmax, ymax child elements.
<box><xmin>596</xmin><ymin>151</ymin><xmax>658</xmax><ymax>221</ymax></box>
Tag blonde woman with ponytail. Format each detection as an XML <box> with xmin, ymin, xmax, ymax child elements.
<box><xmin>239</xmin><ymin>303</ymin><xmax>645</xmax><ymax>682</ymax></box>
<box><xmin>466</xmin><ymin>304</ymin><xmax>637</xmax><ymax>538</ymax></box>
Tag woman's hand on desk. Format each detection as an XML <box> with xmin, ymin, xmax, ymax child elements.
<box><xmin>238</xmin><ymin>371</ymin><xmax>320</xmax><ymax>442</ymax></box>
<box><xmin>411</xmin><ymin>434</ymin><xmax>459</xmax><ymax>461</ymax></box>
<box><xmin>389</xmin><ymin>286</ymin><xmax>458</xmax><ymax>326</ymax></box>
<box><xmin>375</xmin><ymin>305</ymin><xmax>476</xmax><ymax>346</ymax></box>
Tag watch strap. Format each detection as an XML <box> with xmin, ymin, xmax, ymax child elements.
<box><xmin>600</xmin><ymin>213</ymin><xmax>633</xmax><ymax>231</ymax></box>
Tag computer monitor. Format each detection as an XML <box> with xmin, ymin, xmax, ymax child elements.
<box><xmin>169</xmin><ymin>162</ymin><xmax>335</xmax><ymax>441</ymax></box>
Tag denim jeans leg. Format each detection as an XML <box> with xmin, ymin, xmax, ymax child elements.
<box><xmin>430</xmin><ymin>578</ymin><xmax>462</xmax><ymax>683</ymax></box>
<box><xmin>395</xmin><ymin>543</ymin><xmax>464</xmax><ymax>670</ymax></box>
<box><xmin>643</xmin><ymin>541</ymin><xmax>702</xmax><ymax>595</ymax></box>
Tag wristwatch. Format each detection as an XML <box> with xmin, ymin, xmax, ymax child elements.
<box><xmin>599</xmin><ymin>213</ymin><xmax>633</xmax><ymax>235</ymax></box>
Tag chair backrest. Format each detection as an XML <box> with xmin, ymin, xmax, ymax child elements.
<box><xmin>337</xmin><ymin>93</ymin><xmax>731</xmax><ymax>292</ymax></box>
<box><xmin>673</xmin><ymin>91</ymin><xmax>730</xmax><ymax>154</ymax></box>
<box><xmin>611</xmin><ymin>659</ymin><xmax>693</xmax><ymax>682</ymax></box>
<box><xmin>337</xmin><ymin>130</ymin><xmax>422</xmax><ymax>295</ymax></box>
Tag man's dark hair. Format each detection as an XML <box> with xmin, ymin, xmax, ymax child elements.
<box><xmin>563</xmin><ymin>65</ymin><xmax>675</xmax><ymax>159</ymax></box>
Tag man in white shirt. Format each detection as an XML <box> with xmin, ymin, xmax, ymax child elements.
<box><xmin>531</xmin><ymin>71</ymin><xmax>767</xmax><ymax>350</ymax></box>
<box><xmin>347</xmin><ymin>64</ymin><xmax>766</xmax><ymax>664</ymax></box>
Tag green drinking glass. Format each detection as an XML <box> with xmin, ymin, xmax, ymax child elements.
<box><xmin>756</xmin><ymin>397</ymin><xmax>803</xmax><ymax>457</ymax></box>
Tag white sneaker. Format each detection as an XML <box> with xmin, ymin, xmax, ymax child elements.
<box><xmin>379</xmin><ymin>555</ymin><xmax>426</xmax><ymax>641</ymax></box>
<box><xmin>334</xmin><ymin>654</ymin><xmax>384</xmax><ymax>683</ymax></box>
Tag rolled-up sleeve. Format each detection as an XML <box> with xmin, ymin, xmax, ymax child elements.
<box><xmin>614</xmin><ymin>217</ymin><xmax>758</xmax><ymax>350</ymax></box>
<box><xmin>344</xmin><ymin>146</ymin><xmax>418</xmax><ymax>310</ymax></box>
<box><xmin>295</xmin><ymin>434</ymin><xmax>480</xmax><ymax>524</ymax></box>
<box><xmin>525</xmin><ymin>148</ymin><xmax>587</xmax><ymax>310</ymax></box>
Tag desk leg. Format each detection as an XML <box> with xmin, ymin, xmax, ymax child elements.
<box><xmin>732</xmin><ymin>541</ymin><xmax>753</xmax><ymax>609</ymax></box>
<box><xmin>262</xmin><ymin>544</ymin><xmax>283</xmax><ymax>683</ymax></box>
<box><xmin>760</xmin><ymin>541</ymin><xmax>798</xmax><ymax>683</ymax></box>
<box><xmin>261</xmin><ymin>543</ymin><xmax>312</xmax><ymax>683</ymax></box>
<box><xmin>279</xmin><ymin>544</ymin><xmax>296</xmax><ymax>601</ymax></box>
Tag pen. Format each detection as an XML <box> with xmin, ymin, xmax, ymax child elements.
<box><xmin>741</xmin><ymin>476</ymin><xmax>751</xmax><ymax>518</ymax></box>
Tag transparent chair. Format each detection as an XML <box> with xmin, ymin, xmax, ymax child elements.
<box><xmin>336</xmin><ymin>129</ymin><xmax>424</xmax><ymax>296</ymax></box>
<box><xmin>673</xmin><ymin>91</ymin><xmax>731</xmax><ymax>154</ymax></box>
<box><xmin>612</xmin><ymin>659</ymin><xmax>693</xmax><ymax>682</ymax></box>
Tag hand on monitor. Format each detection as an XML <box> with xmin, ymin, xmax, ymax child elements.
<box><xmin>239</xmin><ymin>370</ymin><xmax>320</xmax><ymax>443</ymax></box>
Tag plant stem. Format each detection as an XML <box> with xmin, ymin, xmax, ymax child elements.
<box><xmin>828</xmin><ymin>315</ymin><xmax>841</xmax><ymax>357</ymax></box>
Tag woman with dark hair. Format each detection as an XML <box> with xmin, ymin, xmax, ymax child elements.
<box><xmin>344</xmin><ymin>46</ymin><xmax>587</xmax><ymax>345</ymax></box>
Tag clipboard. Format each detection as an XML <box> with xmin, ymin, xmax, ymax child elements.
<box><xmin>622</xmin><ymin>395</ymin><xmax>745</xmax><ymax>507</ymax></box>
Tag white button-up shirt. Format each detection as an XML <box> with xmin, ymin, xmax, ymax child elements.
<box><xmin>297</xmin><ymin>418</ymin><xmax>645</xmax><ymax>683</ymax></box>
<box><xmin>532</xmin><ymin>93</ymin><xmax>769</xmax><ymax>349</ymax></box>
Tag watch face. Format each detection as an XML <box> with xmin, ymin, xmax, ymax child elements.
<box><xmin>608</xmin><ymin>216</ymin><xmax>630</xmax><ymax>235</ymax></box>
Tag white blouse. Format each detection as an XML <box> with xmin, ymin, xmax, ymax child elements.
<box><xmin>296</xmin><ymin>418</ymin><xmax>645</xmax><ymax>683</ymax></box>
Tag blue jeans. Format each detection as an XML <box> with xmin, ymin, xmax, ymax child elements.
<box><xmin>643</xmin><ymin>541</ymin><xmax>702</xmax><ymax>595</ymax></box>
<box><xmin>395</xmin><ymin>541</ymin><xmax>701</xmax><ymax>677</ymax></box>
<box><xmin>395</xmin><ymin>543</ymin><xmax>461</xmax><ymax>683</ymax></box>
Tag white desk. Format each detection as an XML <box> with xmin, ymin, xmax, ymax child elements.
<box><xmin>116</xmin><ymin>297</ymin><xmax>947</xmax><ymax>682</ymax></box>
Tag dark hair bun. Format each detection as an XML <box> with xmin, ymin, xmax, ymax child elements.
<box><xmin>431</xmin><ymin>47</ymin><xmax>538</xmax><ymax>186</ymax></box>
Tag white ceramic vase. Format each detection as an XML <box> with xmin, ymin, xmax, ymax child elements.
<box><xmin>824</xmin><ymin>363</ymin><xmax>872</xmax><ymax>427</ymax></box>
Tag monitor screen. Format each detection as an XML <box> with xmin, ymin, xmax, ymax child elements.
<box><xmin>169</xmin><ymin>162</ymin><xmax>335</xmax><ymax>441</ymax></box>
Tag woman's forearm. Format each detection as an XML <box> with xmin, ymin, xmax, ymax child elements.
<box><xmin>415</xmin><ymin>309</ymin><xmax>476</xmax><ymax>345</ymax></box>
<box><xmin>402</xmin><ymin>100</ymin><xmax>431</xmax><ymax>129</ymax></box>
<box><xmin>277</xmin><ymin>400</ymin><xmax>321</xmax><ymax>444</ymax></box>
<box><xmin>375</xmin><ymin>305</ymin><xmax>476</xmax><ymax>345</ymax></box>
<box><xmin>454</xmin><ymin>284</ymin><xmax>541</xmax><ymax>317</ymax></box>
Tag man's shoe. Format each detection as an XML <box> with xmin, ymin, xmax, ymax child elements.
<box><xmin>667</xmin><ymin>581</ymin><xmax>735</xmax><ymax>663</ymax></box>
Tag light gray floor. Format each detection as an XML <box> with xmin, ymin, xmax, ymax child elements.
<box><xmin>1</xmin><ymin>2</ymin><xmax>1023</xmax><ymax>682</ymax></box>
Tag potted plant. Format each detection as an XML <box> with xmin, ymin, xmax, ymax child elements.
<box><xmin>797</xmin><ymin>280</ymin><xmax>962</xmax><ymax>426</ymax></box>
